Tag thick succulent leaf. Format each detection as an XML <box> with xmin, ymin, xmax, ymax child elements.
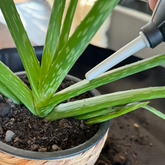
<box><xmin>36</xmin><ymin>53</ymin><xmax>165</xmax><ymax>117</ymax></box>
<box><xmin>45</xmin><ymin>86</ymin><xmax>165</xmax><ymax>121</ymax></box>
<box><xmin>142</xmin><ymin>105</ymin><xmax>165</xmax><ymax>120</ymax></box>
<box><xmin>0</xmin><ymin>0</ymin><xmax>40</xmax><ymax>100</ymax></box>
<box><xmin>53</xmin><ymin>0</ymin><xmax>78</xmax><ymax>61</ymax></box>
<box><xmin>85</xmin><ymin>102</ymin><xmax>149</xmax><ymax>125</ymax></box>
<box><xmin>0</xmin><ymin>82</ymin><xmax>20</xmax><ymax>104</ymax></box>
<box><xmin>40</xmin><ymin>0</ymin><xmax>66</xmax><ymax>85</ymax></box>
<box><xmin>38</xmin><ymin>0</ymin><xmax>120</xmax><ymax>102</ymax></box>
<box><xmin>76</xmin><ymin>106</ymin><xmax>122</xmax><ymax>120</ymax></box>
<box><xmin>0</xmin><ymin>62</ymin><xmax>36</xmax><ymax>115</ymax></box>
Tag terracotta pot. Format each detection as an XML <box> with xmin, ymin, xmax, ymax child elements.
<box><xmin>0</xmin><ymin>72</ymin><xmax>110</xmax><ymax>165</ymax></box>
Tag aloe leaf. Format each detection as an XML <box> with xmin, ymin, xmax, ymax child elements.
<box><xmin>40</xmin><ymin>0</ymin><xmax>66</xmax><ymax>84</ymax></box>
<box><xmin>142</xmin><ymin>105</ymin><xmax>165</xmax><ymax>120</ymax></box>
<box><xmin>76</xmin><ymin>106</ymin><xmax>121</xmax><ymax>120</ymax></box>
<box><xmin>0</xmin><ymin>62</ymin><xmax>36</xmax><ymax>115</ymax></box>
<box><xmin>39</xmin><ymin>0</ymin><xmax>120</xmax><ymax>101</ymax></box>
<box><xmin>45</xmin><ymin>86</ymin><xmax>165</xmax><ymax>121</ymax></box>
<box><xmin>0</xmin><ymin>82</ymin><xmax>20</xmax><ymax>104</ymax></box>
<box><xmin>53</xmin><ymin>0</ymin><xmax>78</xmax><ymax>61</ymax></box>
<box><xmin>0</xmin><ymin>0</ymin><xmax>40</xmax><ymax>99</ymax></box>
<box><xmin>85</xmin><ymin>102</ymin><xmax>149</xmax><ymax>125</ymax></box>
<box><xmin>36</xmin><ymin>53</ymin><xmax>165</xmax><ymax>117</ymax></box>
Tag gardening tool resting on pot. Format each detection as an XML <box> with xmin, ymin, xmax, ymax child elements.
<box><xmin>85</xmin><ymin>0</ymin><xmax>165</xmax><ymax>81</ymax></box>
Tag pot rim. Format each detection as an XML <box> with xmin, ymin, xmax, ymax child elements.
<box><xmin>0</xmin><ymin>71</ymin><xmax>110</xmax><ymax>160</ymax></box>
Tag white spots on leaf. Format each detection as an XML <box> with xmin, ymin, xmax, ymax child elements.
<box><xmin>65</xmin><ymin>66</ymin><xmax>70</xmax><ymax>72</ymax></box>
<box><xmin>121</xmin><ymin>73</ymin><xmax>128</xmax><ymax>77</ymax></box>
<box><xmin>81</xmin><ymin>36</ymin><xmax>88</xmax><ymax>45</ymax></box>
<box><xmin>80</xmin><ymin>43</ymin><xmax>86</xmax><ymax>49</ymax></box>
<box><xmin>98</xmin><ymin>2</ymin><xmax>109</xmax><ymax>14</ymax></box>
<box><xmin>67</xmin><ymin>57</ymin><xmax>73</xmax><ymax>63</ymax></box>
<box><xmin>57</xmin><ymin>68</ymin><xmax>64</xmax><ymax>76</ymax></box>
<box><xmin>93</xmin><ymin>15</ymin><xmax>103</xmax><ymax>27</ymax></box>
<box><xmin>43</xmin><ymin>84</ymin><xmax>48</xmax><ymax>90</ymax></box>
<box><xmin>82</xmin><ymin>28</ymin><xmax>89</xmax><ymax>36</ymax></box>
<box><xmin>49</xmin><ymin>33</ymin><xmax>53</xmax><ymax>42</ymax></box>
<box><xmin>130</xmin><ymin>66</ymin><xmax>138</xmax><ymax>70</ymax></box>
<box><xmin>97</xmin><ymin>1</ymin><xmax>104</xmax><ymax>9</ymax></box>
<box><xmin>77</xmin><ymin>31</ymin><xmax>82</xmax><ymax>38</ymax></box>
<box><xmin>57</xmin><ymin>1</ymin><xmax>63</xmax><ymax>12</ymax></box>
<box><xmin>86</xmin><ymin>16</ymin><xmax>95</xmax><ymax>24</ymax></box>
<box><xmin>52</xmin><ymin>73</ymin><xmax>56</xmax><ymax>78</ymax></box>
<box><xmin>65</xmin><ymin>46</ymin><xmax>70</xmax><ymax>54</ymax></box>
<box><xmin>50</xmin><ymin>80</ymin><xmax>55</xmax><ymax>87</ymax></box>
<box><xmin>70</xmin><ymin>48</ymin><xmax>75</xmax><ymax>56</ymax></box>
<box><xmin>55</xmin><ymin>63</ymin><xmax>60</xmax><ymax>69</ymax></box>
<box><xmin>66</xmin><ymin>54</ymin><xmax>71</xmax><ymax>60</ymax></box>
<box><xmin>88</xmin><ymin>31</ymin><xmax>95</xmax><ymax>40</ymax></box>
<box><xmin>144</xmin><ymin>64</ymin><xmax>151</xmax><ymax>68</ymax></box>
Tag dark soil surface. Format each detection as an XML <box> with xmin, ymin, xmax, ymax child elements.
<box><xmin>0</xmin><ymin>76</ymin><xmax>99</xmax><ymax>152</ymax></box>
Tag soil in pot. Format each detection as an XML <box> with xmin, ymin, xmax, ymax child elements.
<box><xmin>0</xmin><ymin>76</ymin><xmax>99</xmax><ymax>152</ymax></box>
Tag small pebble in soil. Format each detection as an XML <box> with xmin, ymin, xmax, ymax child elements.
<box><xmin>134</xmin><ymin>123</ymin><xmax>139</xmax><ymax>128</ymax></box>
<box><xmin>52</xmin><ymin>144</ymin><xmax>62</xmax><ymax>151</ymax></box>
<box><xmin>80</xmin><ymin>120</ymin><xmax>85</xmax><ymax>129</ymax></box>
<box><xmin>5</xmin><ymin>130</ymin><xmax>15</xmax><ymax>142</ymax></box>
<box><xmin>38</xmin><ymin>148</ymin><xmax>47</xmax><ymax>152</ymax></box>
<box><xmin>14</xmin><ymin>137</ymin><xmax>19</xmax><ymax>142</ymax></box>
<box><xmin>149</xmin><ymin>143</ymin><xmax>153</xmax><ymax>146</ymax></box>
<box><xmin>6</xmin><ymin>98</ymin><xmax>15</xmax><ymax>108</ymax></box>
<box><xmin>27</xmin><ymin>140</ymin><xmax>31</xmax><ymax>145</ymax></box>
<box><xmin>0</xmin><ymin>103</ymin><xmax>11</xmax><ymax>117</ymax></box>
<box><xmin>31</xmin><ymin>144</ymin><xmax>38</xmax><ymax>151</ymax></box>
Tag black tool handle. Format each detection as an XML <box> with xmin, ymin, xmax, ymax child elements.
<box><xmin>141</xmin><ymin>0</ymin><xmax>165</xmax><ymax>48</ymax></box>
<box><xmin>152</xmin><ymin>0</ymin><xmax>165</xmax><ymax>26</ymax></box>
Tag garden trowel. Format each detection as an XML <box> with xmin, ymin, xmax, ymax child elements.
<box><xmin>85</xmin><ymin>0</ymin><xmax>165</xmax><ymax>81</ymax></box>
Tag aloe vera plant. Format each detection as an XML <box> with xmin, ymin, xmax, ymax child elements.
<box><xmin>0</xmin><ymin>0</ymin><xmax>165</xmax><ymax>125</ymax></box>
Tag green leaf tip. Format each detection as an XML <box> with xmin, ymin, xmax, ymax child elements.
<box><xmin>40</xmin><ymin>0</ymin><xmax>66</xmax><ymax>85</ymax></box>
<box><xmin>85</xmin><ymin>101</ymin><xmax>149</xmax><ymax>125</ymax></box>
<box><xmin>142</xmin><ymin>105</ymin><xmax>165</xmax><ymax>120</ymax></box>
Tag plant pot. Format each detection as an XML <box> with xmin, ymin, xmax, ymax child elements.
<box><xmin>0</xmin><ymin>71</ymin><xmax>110</xmax><ymax>165</ymax></box>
